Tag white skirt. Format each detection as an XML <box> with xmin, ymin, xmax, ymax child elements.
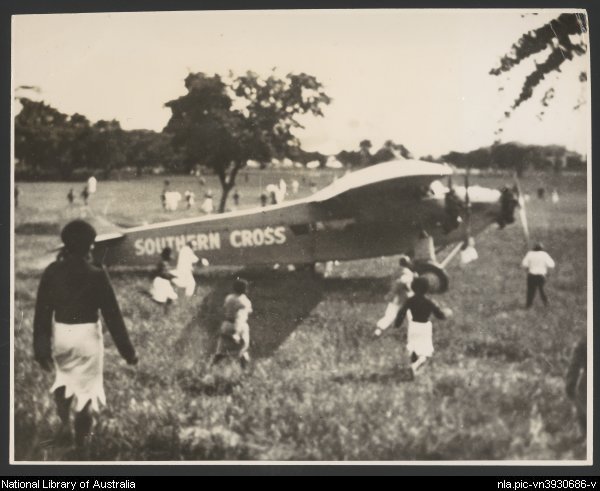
<box><xmin>50</xmin><ymin>321</ymin><xmax>106</xmax><ymax>412</ymax></box>
<box><xmin>406</xmin><ymin>320</ymin><xmax>434</xmax><ymax>357</ymax></box>
<box><xmin>150</xmin><ymin>277</ymin><xmax>178</xmax><ymax>303</ymax></box>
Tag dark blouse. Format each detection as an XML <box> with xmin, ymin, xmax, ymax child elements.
<box><xmin>395</xmin><ymin>295</ymin><xmax>446</xmax><ymax>326</ymax></box>
<box><xmin>154</xmin><ymin>259</ymin><xmax>175</xmax><ymax>280</ymax></box>
<box><xmin>33</xmin><ymin>256</ymin><xmax>136</xmax><ymax>364</ymax></box>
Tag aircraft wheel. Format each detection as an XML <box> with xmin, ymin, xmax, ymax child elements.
<box><xmin>294</xmin><ymin>263</ymin><xmax>316</xmax><ymax>273</ymax></box>
<box><xmin>412</xmin><ymin>261</ymin><xmax>449</xmax><ymax>294</ymax></box>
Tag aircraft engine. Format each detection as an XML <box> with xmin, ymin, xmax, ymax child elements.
<box><xmin>498</xmin><ymin>187</ymin><xmax>519</xmax><ymax>228</ymax></box>
<box><xmin>412</xmin><ymin>261</ymin><xmax>450</xmax><ymax>294</ymax></box>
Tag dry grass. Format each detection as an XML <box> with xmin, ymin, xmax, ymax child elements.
<box><xmin>13</xmin><ymin>170</ymin><xmax>588</xmax><ymax>461</ymax></box>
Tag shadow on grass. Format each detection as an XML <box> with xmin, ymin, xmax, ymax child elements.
<box><xmin>331</xmin><ymin>364</ymin><xmax>415</xmax><ymax>385</ymax></box>
<box><xmin>174</xmin><ymin>270</ymin><xmax>393</xmax><ymax>361</ymax></box>
<box><xmin>175</xmin><ymin>269</ymin><xmax>325</xmax><ymax>360</ymax></box>
<box><xmin>321</xmin><ymin>276</ymin><xmax>391</xmax><ymax>303</ymax></box>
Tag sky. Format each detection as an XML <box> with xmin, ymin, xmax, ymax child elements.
<box><xmin>12</xmin><ymin>9</ymin><xmax>590</xmax><ymax>158</ymax></box>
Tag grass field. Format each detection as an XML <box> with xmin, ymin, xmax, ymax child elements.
<box><xmin>13</xmin><ymin>168</ymin><xmax>589</xmax><ymax>461</ymax></box>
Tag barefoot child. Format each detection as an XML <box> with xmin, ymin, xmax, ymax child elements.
<box><xmin>394</xmin><ymin>276</ymin><xmax>451</xmax><ymax>373</ymax></box>
<box><xmin>213</xmin><ymin>278</ymin><xmax>253</xmax><ymax>368</ymax></box>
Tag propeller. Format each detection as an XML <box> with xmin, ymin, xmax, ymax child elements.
<box><xmin>512</xmin><ymin>172</ymin><xmax>530</xmax><ymax>244</ymax></box>
<box><xmin>464</xmin><ymin>164</ymin><xmax>472</xmax><ymax>237</ymax></box>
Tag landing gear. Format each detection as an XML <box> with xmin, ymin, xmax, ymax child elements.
<box><xmin>294</xmin><ymin>262</ymin><xmax>317</xmax><ymax>273</ymax></box>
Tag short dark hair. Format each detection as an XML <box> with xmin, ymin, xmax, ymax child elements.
<box><xmin>161</xmin><ymin>247</ymin><xmax>172</xmax><ymax>260</ymax></box>
<box><xmin>61</xmin><ymin>220</ymin><xmax>96</xmax><ymax>256</ymax></box>
<box><xmin>411</xmin><ymin>276</ymin><xmax>429</xmax><ymax>295</ymax></box>
<box><xmin>533</xmin><ymin>242</ymin><xmax>544</xmax><ymax>251</ymax></box>
<box><xmin>233</xmin><ymin>277</ymin><xmax>248</xmax><ymax>295</ymax></box>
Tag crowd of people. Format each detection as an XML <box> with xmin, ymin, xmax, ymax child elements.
<box><xmin>30</xmin><ymin>177</ymin><xmax>584</xmax><ymax>453</ymax></box>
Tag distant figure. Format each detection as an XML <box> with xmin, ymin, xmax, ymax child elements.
<box><xmin>260</xmin><ymin>192</ymin><xmax>268</xmax><ymax>207</ymax></box>
<box><xmin>164</xmin><ymin>191</ymin><xmax>182</xmax><ymax>211</ymax></box>
<box><xmin>244</xmin><ymin>173</ymin><xmax>249</xmax><ymax>183</ymax></box>
<box><xmin>498</xmin><ymin>186</ymin><xmax>519</xmax><ymax>228</ymax></box>
<box><xmin>198</xmin><ymin>176</ymin><xmax>206</xmax><ymax>186</ymax></box>
<box><xmin>213</xmin><ymin>278</ymin><xmax>253</xmax><ymax>369</ymax></box>
<box><xmin>67</xmin><ymin>188</ymin><xmax>75</xmax><ymax>206</ymax></box>
<box><xmin>33</xmin><ymin>220</ymin><xmax>137</xmax><ymax>448</ymax></box>
<box><xmin>161</xmin><ymin>180</ymin><xmax>170</xmax><ymax>210</ymax></box>
<box><xmin>266</xmin><ymin>184</ymin><xmax>281</xmax><ymax>204</ymax></box>
<box><xmin>537</xmin><ymin>187</ymin><xmax>546</xmax><ymax>200</ymax></box>
<box><xmin>309</xmin><ymin>181</ymin><xmax>317</xmax><ymax>194</ymax></box>
<box><xmin>232</xmin><ymin>189</ymin><xmax>241</xmax><ymax>209</ymax></box>
<box><xmin>172</xmin><ymin>241</ymin><xmax>202</xmax><ymax>297</ymax></box>
<box><xmin>551</xmin><ymin>189</ymin><xmax>560</xmax><ymax>204</ymax></box>
<box><xmin>444</xmin><ymin>188</ymin><xmax>463</xmax><ymax>232</ymax></box>
<box><xmin>414</xmin><ymin>229</ymin><xmax>436</xmax><ymax>263</ymax></box>
<box><xmin>375</xmin><ymin>255</ymin><xmax>415</xmax><ymax>337</ymax></box>
<box><xmin>14</xmin><ymin>186</ymin><xmax>19</xmax><ymax>208</ymax></box>
<box><xmin>80</xmin><ymin>187</ymin><xmax>89</xmax><ymax>206</ymax></box>
<box><xmin>459</xmin><ymin>237</ymin><xmax>478</xmax><ymax>266</ymax></box>
<box><xmin>87</xmin><ymin>176</ymin><xmax>97</xmax><ymax>195</ymax></box>
<box><xmin>566</xmin><ymin>336</ymin><xmax>587</xmax><ymax>435</ymax></box>
<box><xmin>521</xmin><ymin>242</ymin><xmax>555</xmax><ymax>308</ymax></box>
<box><xmin>200</xmin><ymin>191</ymin><xmax>214</xmax><ymax>214</ymax></box>
<box><xmin>279</xmin><ymin>178</ymin><xmax>287</xmax><ymax>198</ymax></box>
<box><xmin>150</xmin><ymin>247</ymin><xmax>178</xmax><ymax>310</ymax></box>
<box><xmin>291</xmin><ymin>179</ymin><xmax>300</xmax><ymax>195</ymax></box>
<box><xmin>395</xmin><ymin>276</ymin><xmax>451</xmax><ymax>374</ymax></box>
<box><xmin>184</xmin><ymin>190</ymin><xmax>195</xmax><ymax>210</ymax></box>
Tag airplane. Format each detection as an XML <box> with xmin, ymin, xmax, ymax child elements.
<box><xmin>87</xmin><ymin>159</ymin><xmax>519</xmax><ymax>293</ymax></box>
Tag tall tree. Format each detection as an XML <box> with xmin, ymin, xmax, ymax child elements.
<box><xmin>14</xmin><ymin>98</ymin><xmax>70</xmax><ymax>178</ymax></box>
<box><xmin>490</xmin><ymin>13</ymin><xmax>588</xmax><ymax>120</ymax></box>
<box><xmin>164</xmin><ymin>71</ymin><xmax>331</xmax><ymax>212</ymax></box>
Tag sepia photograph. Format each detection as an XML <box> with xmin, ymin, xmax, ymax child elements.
<box><xmin>10</xmin><ymin>8</ymin><xmax>591</xmax><ymax>464</ymax></box>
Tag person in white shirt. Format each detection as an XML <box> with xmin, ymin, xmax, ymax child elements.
<box><xmin>291</xmin><ymin>179</ymin><xmax>300</xmax><ymax>195</ymax></box>
<box><xmin>87</xmin><ymin>176</ymin><xmax>97</xmax><ymax>194</ymax></box>
<box><xmin>200</xmin><ymin>191</ymin><xmax>214</xmax><ymax>214</ymax></box>
<box><xmin>521</xmin><ymin>242</ymin><xmax>555</xmax><ymax>307</ymax></box>
<box><xmin>172</xmin><ymin>241</ymin><xmax>206</xmax><ymax>297</ymax></box>
<box><xmin>164</xmin><ymin>191</ymin><xmax>182</xmax><ymax>211</ymax></box>
<box><xmin>279</xmin><ymin>178</ymin><xmax>287</xmax><ymax>199</ymax></box>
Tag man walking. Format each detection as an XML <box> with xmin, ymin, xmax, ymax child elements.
<box><xmin>521</xmin><ymin>242</ymin><xmax>555</xmax><ymax>307</ymax></box>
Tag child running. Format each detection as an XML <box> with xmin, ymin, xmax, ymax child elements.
<box><xmin>394</xmin><ymin>276</ymin><xmax>452</xmax><ymax>374</ymax></box>
<box><xmin>374</xmin><ymin>255</ymin><xmax>414</xmax><ymax>336</ymax></box>
<box><xmin>213</xmin><ymin>278</ymin><xmax>253</xmax><ymax>369</ymax></box>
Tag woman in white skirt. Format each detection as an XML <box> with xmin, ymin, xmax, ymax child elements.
<box><xmin>394</xmin><ymin>276</ymin><xmax>452</xmax><ymax>374</ymax></box>
<box><xmin>33</xmin><ymin>220</ymin><xmax>138</xmax><ymax>448</ymax></box>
